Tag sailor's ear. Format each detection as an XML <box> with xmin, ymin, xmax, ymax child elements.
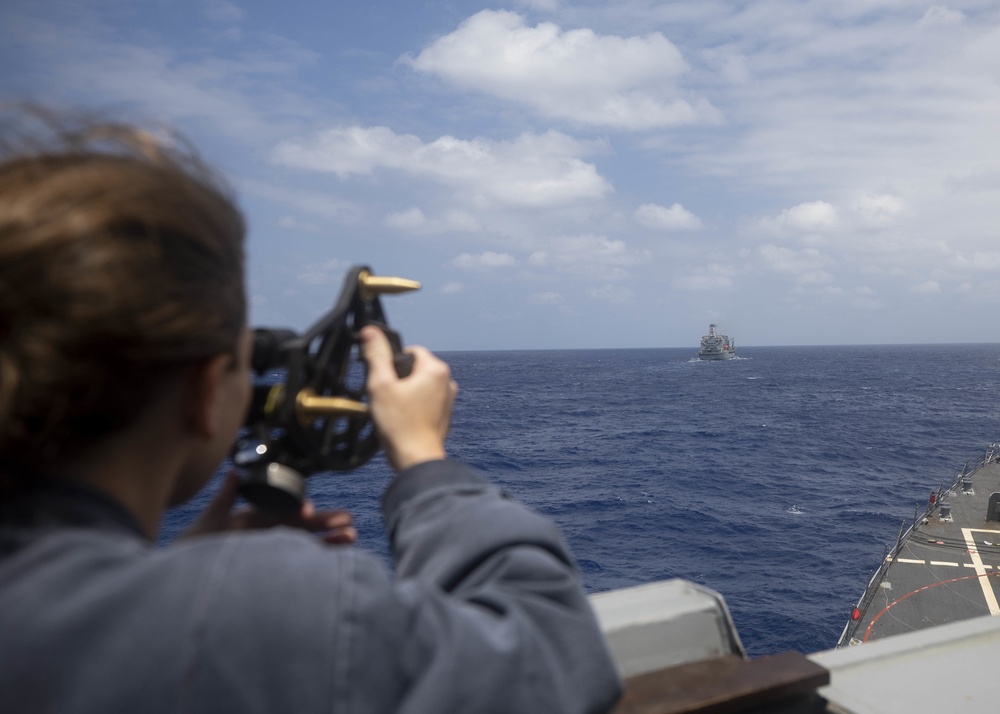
<box><xmin>183</xmin><ymin>353</ymin><xmax>233</xmax><ymax>439</ymax></box>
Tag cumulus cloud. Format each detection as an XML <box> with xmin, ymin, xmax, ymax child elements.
<box><xmin>635</xmin><ymin>202</ymin><xmax>703</xmax><ymax>230</ymax></box>
<box><xmin>854</xmin><ymin>194</ymin><xmax>905</xmax><ymax>226</ymax></box>
<box><xmin>776</xmin><ymin>201</ymin><xmax>837</xmax><ymax>232</ymax></box>
<box><xmin>406</xmin><ymin>10</ymin><xmax>719</xmax><ymax>129</ymax></box>
<box><xmin>797</xmin><ymin>270</ymin><xmax>834</xmax><ymax>285</ymax></box>
<box><xmin>278</xmin><ymin>215</ymin><xmax>321</xmax><ymax>233</ymax></box>
<box><xmin>852</xmin><ymin>285</ymin><xmax>882</xmax><ymax>310</ymax></box>
<box><xmin>759</xmin><ymin>244</ymin><xmax>832</xmax><ymax>277</ymax></box>
<box><xmin>911</xmin><ymin>280</ymin><xmax>942</xmax><ymax>294</ymax></box>
<box><xmin>384</xmin><ymin>207</ymin><xmax>426</xmax><ymax>230</ymax></box>
<box><xmin>702</xmin><ymin>45</ymin><xmax>751</xmax><ymax>85</ymax></box>
<box><xmin>536</xmin><ymin>234</ymin><xmax>648</xmax><ymax>279</ymax></box>
<box><xmin>298</xmin><ymin>259</ymin><xmax>343</xmax><ymax>285</ymax></box>
<box><xmin>528</xmin><ymin>291</ymin><xmax>564</xmax><ymax>305</ymax></box>
<box><xmin>202</xmin><ymin>0</ymin><xmax>244</xmax><ymax>24</ymax></box>
<box><xmin>952</xmin><ymin>252</ymin><xmax>1000</xmax><ymax>272</ymax></box>
<box><xmin>589</xmin><ymin>284</ymin><xmax>635</xmax><ymax>304</ymax></box>
<box><xmin>273</xmin><ymin>127</ymin><xmax>611</xmax><ymax>208</ymax></box>
<box><xmin>675</xmin><ymin>263</ymin><xmax>736</xmax><ymax>291</ymax></box>
<box><xmin>242</xmin><ymin>180</ymin><xmax>358</xmax><ymax>221</ymax></box>
<box><xmin>919</xmin><ymin>6</ymin><xmax>965</xmax><ymax>28</ymax></box>
<box><xmin>385</xmin><ymin>207</ymin><xmax>481</xmax><ymax>233</ymax></box>
<box><xmin>675</xmin><ymin>274</ymin><xmax>733</xmax><ymax>290</ymax></box>
<box><xmin>521</xmin><ymin>235</ymin><xmax>648</xmax><ymax>281</ymax></box>
<box><xmin>513</xmin><ymin>0</ymin><xmax>560</xmax><ymax>10</ymax></box>
<box><xmin>450</xmin><ymin>252</ymin><xmax>517</xmax><ymax>269</ymax></box>
<box><xmin>944</xmin><ymin>169</ymin><xmax>1000</xmax><ymax>193</ymax></box>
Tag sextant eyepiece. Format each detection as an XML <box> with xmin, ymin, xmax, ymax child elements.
<box><xmin>250</xmin><ymin>328</ymin><xmax>297</xmax><ymax>374</ymax></box>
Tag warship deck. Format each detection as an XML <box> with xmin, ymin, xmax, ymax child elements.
<box><xmin>840</xmin><ymin>450</ymin><xmax>1000</xmax><ymax>646</ymax></box>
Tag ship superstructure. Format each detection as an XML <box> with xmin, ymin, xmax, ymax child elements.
<box><xmin>698</xmin><ymin>324</ymin><xmax>736</xmax><ymax>360</ymax></box>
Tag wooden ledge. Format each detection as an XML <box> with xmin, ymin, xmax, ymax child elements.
<box><xmin>614</xmin><ymin>651</ymin><xmax>830</xmax><ymax>714</ymax></box>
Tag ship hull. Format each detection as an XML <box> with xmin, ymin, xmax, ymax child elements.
<box><xmin>698</xmin><ymin>351</ymin><xmax>735</xmax><ymax>360</ymax></box>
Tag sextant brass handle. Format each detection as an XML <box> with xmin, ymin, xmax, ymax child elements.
<box><xmin>358</xmin><ymin>269</ymin><xmax>421</xmax><ymax>302</ymax></box>
<box><xmin>295</xmin><ymin>387</ymin><xmax>369</xmax><ymax>426</ymax></box>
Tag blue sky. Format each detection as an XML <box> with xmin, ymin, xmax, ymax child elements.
<box><xmin>4</xmin><ymin>0</ymin><xmax>1000</xmax><ymax>350</ymax></box>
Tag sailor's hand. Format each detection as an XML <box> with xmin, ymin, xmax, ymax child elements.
<box><xmin>180</xmin><ymin>471</ymin><xmax>358</xmax><ymax>545</ymax></box>
<box><xmin>361</xmin><ymin>325</ymin><xmax>457</xmax><ymax>473</ymax></box>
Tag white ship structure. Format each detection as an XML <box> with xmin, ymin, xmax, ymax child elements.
<box><xmin>698</xmin><ymin>324</ymin><xmax>735</xmax><ymax>360</ymax></box>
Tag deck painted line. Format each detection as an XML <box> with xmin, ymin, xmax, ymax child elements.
<box><xmin>897</xmin><ymin>558</ymin><xmax>925</xmax><ymax>564</ymax></box>
<box><xmin>962</xmin><ymin>528</ymin><xmax>1000</xmax><ymax>616</ymax></box>
<box><xmin>863</xmin><ymin>572</ymin><xmax>1000</xmax><ymax>641</ymax></box>
<box><xmin>930</xmin><ymin>561</ymin><xmax>959</xmax><ymax>567</ymax></box>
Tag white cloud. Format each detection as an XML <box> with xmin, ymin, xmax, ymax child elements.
<box><xmin>589</xmin><ymin>284</ymin><xmax>635</xmax><ymax>304</ymax></box>
<box><xmin>759</xmin><ymin>244</ymin><xmax>832</xmax><ymax>276</ymax></box>
<box><xmin>674</xmin><ymin>262</ymin><xmax>736</xmax><ymax>291</ymax></box>
<box><xmin>406</xmin><ymin>10</ymin><xmax>719</xmax><ymax>129</ymax></box>
<box><xmin>944</xmin><ymin>169</ymin><xmax>1000</xmax><ymax>193</ymax></box>
<box><xmin>528</xmin><ymin>291</ymin><xmax>564</xmax><ymax>305</ymax></box>
<box><xmin>513</xmin><ymin>0</ymin><xmax>560</xmax><ymax>10</ymax></box>
<box><xmin>797</xmin><ymin>270</ymin><xmax>834</xmax><ymax>285</ymax></box>
<box><xmin>385</xmin><ymin>207</ymin><xmax>426</xmax><ymax>230</ymax></box>
<box><xmin>437</xmin><ymin>211</ymin><xmax>482</xmax><ymax>233</ymax></box>
<box><xmin>273</xmin><ymin>127</ymin><xmax>611</xmax><ymax>208</ymax></box>
<box><xmin>3</xmin><ymin>9</ymin><xmax>319</xmax><ymax>145</ymax></box>
<box><xmin>919</xmin><ymin>6</ymin><xmax>965</xmax><ymax>29</ymax></box>
<box><xmin>298</xmin><ymin>259</ymin><xmax>343</xmax><ymax>285</ymax></box>
<box><xmin>911</xmin><ymin>280</ymin><xmax>942</xmax><ymax>294</ymax></box>
<box><xmin>952</xmin><ymin>252</ymin><xmax>1000</xmax><ymax>272</ymax></box>
<box><xmin>385</xmin><ymin>207</ymin><xmax>482</xmax><ymax>234</ymax></box>
<box><xmin>537</xmin><ymin>234</ymin><xmax>648</xmax><ymax>279</ymax></box>
<box><xmin>676</xmin><ymin>274</ymin><xmax>733</xmax><ymax>290</ymax></box>
<box><xmin>701</xmin><ymin>45</ymin><xmax>751</xmax><ymax>85</ymax></box>
<box><xmin>855</xmin><ymin>194</ymin><xmax>905</xmax><ymax>226</ymax></box>
<box><xmin>450</xmin><ymin>252</ymin><xmax>517</xmax><ymax>269</ymax></box>
<box><xmin>241</xmin><ymin>180</ymin><xmax>358</xmax><ymax>221</ymax></box>
<box><xmin>441</xmin><ymin>282</ymin><xmax>464</xmax><ymax>294</ymax></box>
<box><xmin>202</xmin><ymin>0</ymin><xmax>245</xmax><ymax>24</ymax></box>
<box><xmin>776</xmin><ymin>201</ymin><xmax>837</xmax><ymax>232</ymax></box>
<box><xmin>635</xmin><ymin>202</ymin><xmax>703</xmax><ymax>230</ymax></box>
<box><xmin>278</xmin><ymin>215</ymin><xmax>321</xmax><ymax>233</ymax></box>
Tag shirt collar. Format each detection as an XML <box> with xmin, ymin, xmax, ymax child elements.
<box><xmin>0</xmin><ymin>478</ymin><xmax>149</xmax><ymax>543</ymax></box>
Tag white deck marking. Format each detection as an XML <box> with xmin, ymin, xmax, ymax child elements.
<box><xmin>892</xmin><ymin>558</ymin><xmax>995</xmax><ymax>570</ymax></box>
<box><xmin>962</xmin><ymin>528</ymin><xmax>1000</xmax><ymax>616</ymax></box>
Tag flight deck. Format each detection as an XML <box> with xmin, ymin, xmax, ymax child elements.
<box><xmin>841</xmin><ymin>454</ymin><xmax>1000</xmax><ymax>646</ymax></box>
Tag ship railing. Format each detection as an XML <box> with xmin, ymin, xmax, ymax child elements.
<box><xmin>836</xmin><ymin>445</ymin><xmax>996</xmax><ymax>648</ymax></box>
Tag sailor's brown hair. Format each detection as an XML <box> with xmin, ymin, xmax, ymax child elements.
<box><xmin>0</xmin><ymin>107</ymin><xmax>246</xmax><ymax>479</ymax></box>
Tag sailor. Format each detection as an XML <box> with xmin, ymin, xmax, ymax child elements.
<box><xmin>0</xmin><ymin>110</ymin><xmax>621</xmax><ymax>713</ymax></box>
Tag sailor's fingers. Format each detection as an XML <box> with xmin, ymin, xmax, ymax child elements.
<box><xmin>298</xmin><ymin>504</ymin><xmax>358</xmax><ymax>545</ymax></box>
<box><xmin>361</xmin><ymin>328</ymin><xmax>456</xmax><ymax>473</ymax></box>
<box><xmin>360</xmin><ymin>325</ymin><xmax>397</xmax><ymax>385</ymax></box>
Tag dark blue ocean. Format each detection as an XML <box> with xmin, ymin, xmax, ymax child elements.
<box><xmin>163</xmin><ymin>344</ymin><xmax>1000</xmax><ymax>657</ymax></box>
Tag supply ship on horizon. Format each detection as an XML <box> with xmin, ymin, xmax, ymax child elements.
<box><xmin>698</xmin><ymin>323</ymin><xmax>736</xmax><ymax>360</ymax></box>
